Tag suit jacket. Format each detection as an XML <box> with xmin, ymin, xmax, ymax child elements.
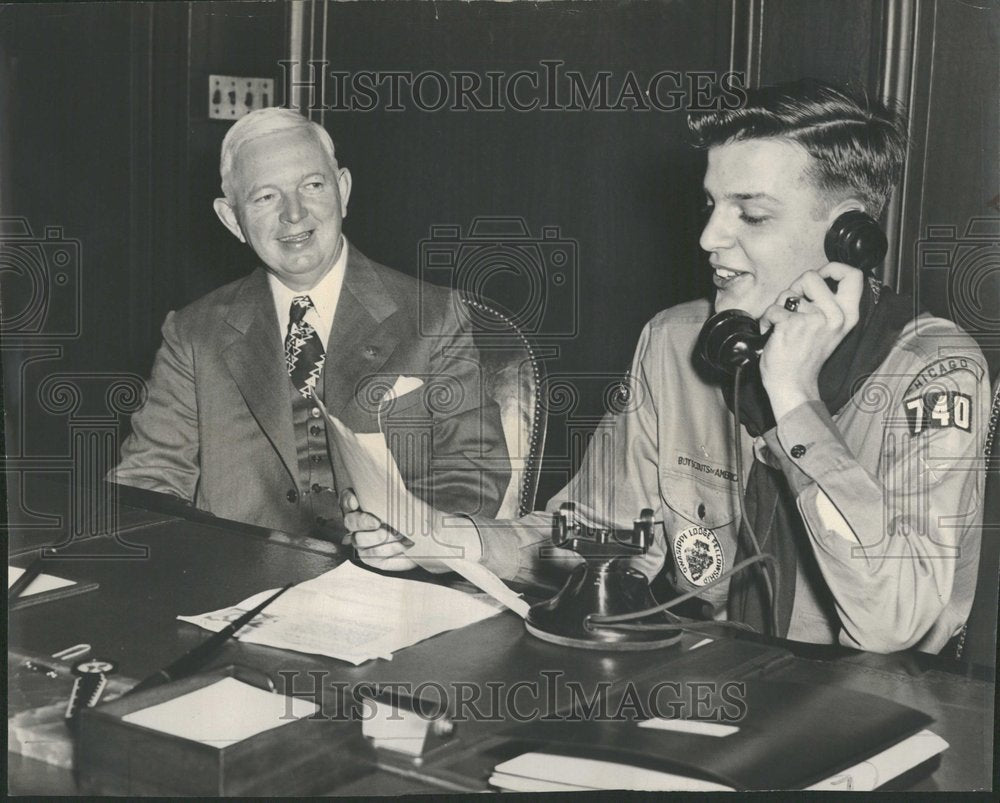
<box><xmin>112</xmin><ymin>244</ymin><xmax>510</xmax><ymax>535</ymax></box>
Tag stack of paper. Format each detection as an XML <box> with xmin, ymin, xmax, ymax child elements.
<box><xmin>178</xmin><ymin>561</ymin><xmax>504</xmax><ymax>665</ymax></box>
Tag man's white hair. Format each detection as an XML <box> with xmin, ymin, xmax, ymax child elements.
<box><xmin>219</xmin><ymin>107</ymin><xmax>338</xmax><ymax>200</ymax></box>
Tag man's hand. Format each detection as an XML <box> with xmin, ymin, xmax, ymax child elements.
<box><xmin>758</xmin><ymin>263</ymin><xmax>863</xmax><ymax>421</ymax></box>
<box><xmin>341</xmin><ymin>488</ymin><xmax>420</xmax><ymax>571</ymax></box>
<box><xmin>340</xmin><ymin>488</ymin><xmax>482</xmax><ymax>573</ymax></box>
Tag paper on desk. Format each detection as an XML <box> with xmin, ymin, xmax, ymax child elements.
<box><xmin>178</xmin><ymin>561</ymin><xmax>503</xmax><ymax>665</ymax></box>
<box><xmin>318</xmin><ymin>400</ymin><xmax>529</xmax><ymax>619</ymax></box>
<box><xmin>122</xmin><ymin>677</ymin><xmax>318</xmax><ymax>748</ymax></box>
<box><xmin>7</xmin><ymin>565</ymin><xmax>76</xmax><ymax>596</ymax></box>
<box><xmin>806</xmin><ymin>729</ymin><xmax>948</xmax><ymax>790</ymax></box>
<box><xmin>490</xmin><ymin>753</ymin><xmax>732</xmax><ymax>792</ymax></box>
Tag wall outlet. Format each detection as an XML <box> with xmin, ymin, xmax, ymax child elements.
<box><xmin>209</xmin><ymin>75</ymin><xmax>275</xmax><ymax>120</ymax></box>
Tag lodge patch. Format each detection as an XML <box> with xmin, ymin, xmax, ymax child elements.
<box><xmin>673</xmin><ymin>525</ymin><xmax>724</xmax><ymax>587</ymax></box>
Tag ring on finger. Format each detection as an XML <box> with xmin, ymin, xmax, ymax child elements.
<box><xmin>784</xmin><ymin>295</ymin><xmax>801</xmax><ymax>312</ymax></box>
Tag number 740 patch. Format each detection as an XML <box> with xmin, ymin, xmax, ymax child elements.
<box><xmin>904</xmin><ymin>390</ymin><xmax>972</xmax><ymax>435</ymax></box>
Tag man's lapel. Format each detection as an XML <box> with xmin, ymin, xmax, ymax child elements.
<box><xmin>221</xmin><ymin>268</ymin><xmax>298</xmax><ymax>478</ymax></box>
<box><xmin>322</xmin><ymin>244</ymin><xmax>400</xmax><ymax>419</ymax></box>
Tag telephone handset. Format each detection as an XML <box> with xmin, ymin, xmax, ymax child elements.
<box><xmin>696</xmin><ymin>210</ymin><xmax>887</xmax><ymax>375</ymax></box>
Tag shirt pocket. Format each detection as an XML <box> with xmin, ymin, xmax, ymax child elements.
<box><xmin>659</xmin><ymin>467</ymin><xmax>738</xmax><ymax>607</ymax></box>
<box><xmin>659</xmin><ymin>467</ymin><xmax>739</xmax><ymax>530</ymax></box>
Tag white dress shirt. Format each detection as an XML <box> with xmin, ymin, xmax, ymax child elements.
<box><xmin>267</xmin><ymin>235</ymin><xmax>348</xmax><ymax>349</ymax></box>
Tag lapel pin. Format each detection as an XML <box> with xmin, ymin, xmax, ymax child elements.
<box><xmin>364</xmin><ymin>346</ymin><xmax>379</xmax><ymax>358</ymax></box>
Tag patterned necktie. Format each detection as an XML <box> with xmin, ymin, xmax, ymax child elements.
<box><xmin>284</xmin><ymin>295</ymin><xmax>326</xmax><ymax>398</ymax></box>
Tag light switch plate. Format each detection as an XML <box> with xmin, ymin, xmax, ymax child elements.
<box><xmin>209</xmin><ymin>75</ymin><xmax>275</xmax><ymax>120</ymax></box>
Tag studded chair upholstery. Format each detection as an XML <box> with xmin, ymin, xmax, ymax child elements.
<box><xmin>951</xmin><ymin>378</ymin><xmax>1000</xmax><ymax>665</ymax></box>
<box><xmin>460</xmin><ymin>296</ymin><xmax>547</xmax><ymax>518</ymax></box>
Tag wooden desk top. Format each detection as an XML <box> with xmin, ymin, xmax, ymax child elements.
<box><xmin>8</xmin><ymin>482</ymin><xmax>995</xmax><ymax>793</ymax></box>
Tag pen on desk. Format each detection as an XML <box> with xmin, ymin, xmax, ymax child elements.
<box><xmin>8</xmin><ymin>556</ymin><xmax>45</xmax><ymax>602</ymax></box>
<box><xmin>125</xmin><ymin>583</ymin><xmax>293</xmax><ymax>696</ymax></box>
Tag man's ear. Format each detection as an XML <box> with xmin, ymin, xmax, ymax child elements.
<box><xmin>213</xmin><ymin>197</ymin><xmax>246</xmax><ymax>243</ymax></box>
<box><xmin>336</xmin><ymin>168</ymin><xmax>352</xmax><ymax>219</ymax></box>
<box><xmin>825</xmin><ymin>197</ymin><xmax>867</xmax><ymax>226</ymax></box>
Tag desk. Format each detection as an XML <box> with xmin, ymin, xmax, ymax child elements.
<box><xmin>8</xmin><ymin>482</ymin><xmax>996</xmax><ymax>793</ymax></box>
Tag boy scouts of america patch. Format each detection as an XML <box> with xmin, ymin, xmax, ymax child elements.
<box><xmin>673</xmin><ymin>526</ymin><xmax>724</xmax><ymax>586</ymax></box>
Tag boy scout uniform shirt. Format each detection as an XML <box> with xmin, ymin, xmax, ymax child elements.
<box><xmin>472</xmin><ymin>299</ymin><xmax>989</xmax><ymax>654</ymax></box>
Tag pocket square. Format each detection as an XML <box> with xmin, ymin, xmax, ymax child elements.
<box><xmin>382</xmin><ymin>375</ymin><xmax>424</xmax><ymax>402</ymax></box>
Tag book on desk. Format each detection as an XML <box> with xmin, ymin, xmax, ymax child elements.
<box><xmin>412</xmin><ymin>678</ymin><xmax>945</xmax><ymax>792</ymax></box>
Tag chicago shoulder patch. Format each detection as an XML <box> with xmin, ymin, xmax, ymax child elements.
<box><xmin>673</xmin><ymin>526</ymin><xmax>724</xmax><ymax>587</ymax></box>
<box><xmin>904</xmin><ymin>355</ymin><xmax>984</xmax><ymax>396</ymax></box>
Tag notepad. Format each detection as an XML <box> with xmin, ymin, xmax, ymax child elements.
<box><xmin>8</xmin><ymin>565</ymin><xmax>76</xmax><ymax>596</ymax></box>
<box><xmin>121</xmin><ymin>677</ymin><xmax>319</xmax><ymax>748</ymax></box>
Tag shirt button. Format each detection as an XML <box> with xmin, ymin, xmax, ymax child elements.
<box><xmin>310</xmin><ymin>425</ymin><xmax>322</xmax><ymax>436</ymax></box>
<box><xmin>790</xmin><ymin>444</ymin><xmax>807</xmax><ymax>459</ymax></box>
<box><xmin>310</xmin><ymin>407</ymin><xmax>321</xmax><ymax>418</ymax></box>
<box><xmin>310</xmin><ymin>454</ymin><xmax>323</xmax><ymax>463</ymax></box>
<box><xmin>286</xmin><ymin>489</ymin><xmax>298</xmax><ymax>503</ymax></box>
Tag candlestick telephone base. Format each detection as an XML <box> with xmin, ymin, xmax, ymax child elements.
<box><xmin>525</xmin><ymin>504</ymin><xmax>678</xmax><ymax>651</ymax></box>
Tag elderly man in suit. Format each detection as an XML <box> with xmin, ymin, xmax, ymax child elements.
<box><xmin>112</xmin><ymin>108</ymin><xmax>510</xmax><ymax>538</ymax></box>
